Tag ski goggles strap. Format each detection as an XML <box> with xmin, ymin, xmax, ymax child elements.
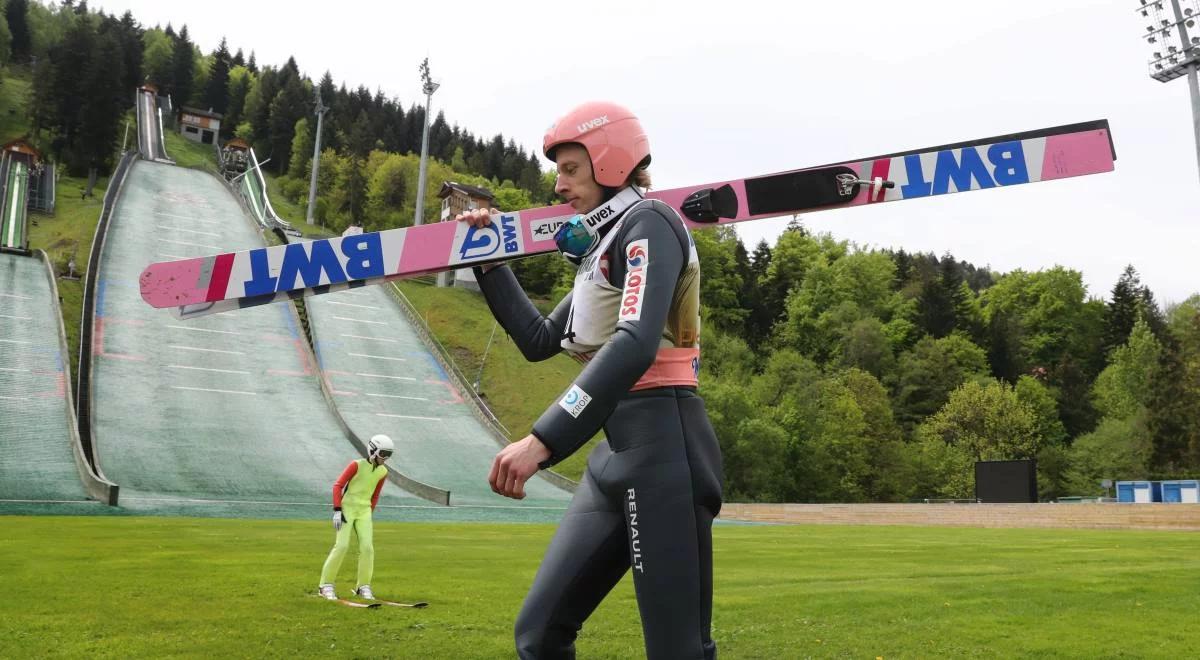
<box><xmin>554</xmin><ymin>187</ymin><xmax>645</xmax><ymax>259</ymax></box>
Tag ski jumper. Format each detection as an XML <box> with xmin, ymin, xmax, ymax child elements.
<box><xmin>476</xmin><ymin>198</ymin><xmax>724</xmax><ymax>660</ymax></box>
<box><xmin>319</xmin><ymin>458</ymin><xmax>388</xmax><ymax>588</ymax></box>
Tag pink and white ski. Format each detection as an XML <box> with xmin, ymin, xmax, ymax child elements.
<box><xmin>138</xmin><ymin>120</ymin><xmax>1116</xmax><ymax>320</ymax></box>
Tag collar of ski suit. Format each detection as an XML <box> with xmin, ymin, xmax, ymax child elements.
<box><xmin>576</xmin><ymin>186</ymin><xmax>645</xmax><ymax>238</ymax></box>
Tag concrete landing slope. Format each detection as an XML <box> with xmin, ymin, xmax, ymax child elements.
<box><xmin>0</xmin><ymin>252</ymin><xmax>110</xmax><ymax>508</ymax></box>
<box><xmin>88</xmin><ymin>161</ymin><xmax>426</xmax><ymax>518</ymax></box>
<box><xmin>306</xmin><ymin>279</ymin><xmax>573</xmax><ymax>509</ymax></box>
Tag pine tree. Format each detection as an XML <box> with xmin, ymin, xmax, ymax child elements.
<box><xmin>203</xmin><ymin>37</ymin><xmax>232</xmax><ymax>113</ymax></box>
<box><xmin>79</xmin><ymin>29</ymin><xmax>125</xmax><ymax>190</ymax></box>
<box><xmin>51</xmin><ymin>16</ymin><xmax>96</xmax><ymax>165</ymax></box>
<box><xmin>1137</xmin><ymin>286</ymin><xmax>1166</xmax><ymax>338</ymax></box>
<box><xmin>246</xmin><ymin>50</ymin><xmax>257</xmax><ymax>73</ymax></box>
<box><xmin>116</xmin><ymin>11</ymin><xmax>144</xmax><ymax>95</ymax></box>
<box><xmin>232</xmin><ymin>48</ymin><xmax>245</xmax><ymax>68</ymax></box>
<box><xmin>267</xmin><ymin>77</ymin><xmax>308</xmax><ymax>173</ymax></box>
<box><xmin>0</xmin><ymin>11</ymin><xmax>10</xmax><ymax>67</ymax></box>
<box><xmin>248</xmin><ymin>66</ymin><xmax>279</xmax><ymax>148</ymax></box>
<box><xmin>744</xmin><ymin>239</ymin><xmax>775</xmax><ymax>346</ymax></box>
<box><xmin>1103</xmin><ymin>265</ymin><xmax>1142</xmax><ymax>355</ymax></box>
<box><xmin>5</xmin><ymin>0</ymin><xmax>31</xmax><ymax>63</ymax></box>
<box><xmin>172</xmin><ymin>25</ymin><xmax>195</xmax><ymax>105</ymax></box>
<box><xmin>917</xmin><ymin>255</ymin><xmax>962</xmax><ymax>338</ymax></box>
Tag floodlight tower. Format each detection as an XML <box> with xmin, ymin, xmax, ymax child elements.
<box><xmin>413</xmin><ymin>58</ymin><xmax>441</xmax><ymax>226</ymax></box>
<box><xmin>1135</xmin><ymin>0</ymin><xmax>1200</xmax><ymax>182</ymax></box>
<box><xmin>306</xmin><ymin>86</ymin><xmax>329</xmax><ymax>226</ymax></box>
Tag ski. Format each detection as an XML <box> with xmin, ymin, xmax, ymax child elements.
<box><xmin>321</xmin><ymin>597</ymin><xmax>381</xmax><ymax>609</ymax></box>
<box><xmin>138</xmin><ymin>120</ymin><xmax>1116</xmax><ymax>320</ymax></box>
<box><xmin>373</xmin><ymin>598</ymin><xmax>429</xmax><ymax>608</ymax></box>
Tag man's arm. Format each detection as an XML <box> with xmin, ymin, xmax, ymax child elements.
<box><xmin>474</xmin><ymin>265</ymin><xmax>572</xmax><ymax>362</ymax></box>
<box><xmin>530</xmin><ymin>207</ymin><xmax>685</xmax><ymax>466</ymax></box>
<box><xmin>332</xmin><ymin>461</ymin><xmax>358</xmax><ymax>509</ymax></box>
<box><xmin>369</xmin><ymin>477</ymin><xmax>385</xmax><ymax>511</ymax></box>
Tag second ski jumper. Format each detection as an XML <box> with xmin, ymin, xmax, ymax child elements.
<box><xmin>461</xmin><ymin>101</ymin><xmax>723</xmax><ymax>660</ymax></box>
<box><xmin>318</xmin><ymin>434</ymin><xmax>395</xmax><ymax>602</ymax></box>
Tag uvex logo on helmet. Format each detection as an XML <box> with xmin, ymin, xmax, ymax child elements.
<box><xmin>576</xmin><ymin>115</ymin><xmax>609</xmax><ymax>134</ymax></box>
<box><xmin>543</xmin><ymin>102</ymin><xmax>650</xmax><ymax>188</ymax></box>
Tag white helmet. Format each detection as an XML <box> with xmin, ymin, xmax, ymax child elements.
<box><xmin>367</xmin><ymin>434</ymin><xmax>395</xmax><ymax>462</ymax></box>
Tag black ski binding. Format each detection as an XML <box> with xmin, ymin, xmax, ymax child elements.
<box><xmin>743</xmin><ymin>166</ymin><xmax>896</xmax><ymax>216</ymax></box>
<box><xmin>681</xmin><ymin>184</ymin><xmax>738</xmax><ymax>223</ymax></box>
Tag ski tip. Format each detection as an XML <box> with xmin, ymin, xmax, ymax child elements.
<box><xmin>413</xmin><ymin>602</ymin><xmax>429</xmax><ymax>608</ymax></box>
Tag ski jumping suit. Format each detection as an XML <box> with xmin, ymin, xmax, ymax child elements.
<box><xmin>319</xmin><ymin>458</ymin><xmax>388</xmax><ymax>588</ymax></box>
<box><xmin>476</xmin><ymin>198</ymin><xmax>724</xmax><ymax>660</ymax></box>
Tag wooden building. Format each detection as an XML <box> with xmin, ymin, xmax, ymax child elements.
<box><xmin>178</xmin><ymin>107</ymin><xmax>223</xmax><ymax>145</ymax></box>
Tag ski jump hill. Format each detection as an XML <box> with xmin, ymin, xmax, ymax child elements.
<box><xmin>0</xmin><ymin>250</ymin><xmax>116</xmax><ymax>514</ymax></box>
<box><xmin>136</xmin><ymin>85</ymin><xmax>172</xmax><ymax>165</ymax></box>
<box><xmin>2</xmin><ymin>129</ymin><xmax>115</xmax><ymax>513</ymax></box>
<box><xmin>0</xmin><ymin>86</ymin><xmax>571</xmax><ymax>520</ymax></box>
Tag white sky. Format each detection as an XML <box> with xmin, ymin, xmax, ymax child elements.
<box><xmin>95</xmin><ymin>0</ymin><xmax>1200</xmax><ymax>304</ymax></box>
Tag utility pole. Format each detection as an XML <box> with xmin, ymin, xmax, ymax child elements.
<box><xmin>306</xmin><ymin>85</ymin><xmax>329</xmax><ymax>225</ymax></box>
<box><xmin>413</xmin><ymin>58</ymin><xmax>440</xmax><ymax>226</ymax></box>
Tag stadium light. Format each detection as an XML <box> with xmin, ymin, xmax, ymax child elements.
<box><xmin>306</xmin><ymin>86</ymin><xmax>329</xmax><ymax>226</ymax></box>
<box><xmin>1135</xmin><ymin>0</ymin><xmax>1200</xmax><ymax>183</ymax></box>
<box><xmin>413</xmin><ymin>58</ymin><xmax>441</xmax><ymax>227</ymax></box>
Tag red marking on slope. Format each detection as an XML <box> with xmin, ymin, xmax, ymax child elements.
<box><xmin>92</xmin><ymin>318</ymin><xmax>146</xmax><ymax>361</ymax></box>
<box><xmin>31</xmin><ymin>373</ymin><xmax>67</xmax><ymax>399</ymax></box>
<box><xmin>323</xmin><ymin>371</ymin><xmax>357</xmax><ymax>397</ymax></box>
<box><xmin>265</xmin><ymin>340</ymin><xmax>315</xmax><ymax>377</ymax></box>
<box><xmin>425</xmin><ymin>378</ymin><xmax>464</xmax><ymax>405</ymax></box>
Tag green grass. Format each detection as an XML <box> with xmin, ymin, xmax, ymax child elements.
<box><xmin>394</xmin><ymin>280</ymin><xmax>599</xmax><ymax>481</ymax></box>
<box><xmin>262</xmin><ymin>172</ymin><xmax>334</xmax><ymax>238</ymax></box>
<box><xmin>0</xmin><ymin>66</ymin><xmax>33</xmax><ymax>144</ymax></box>
<box><xmin>2</xmin><ymin>516</ymin><xmax>1198</xmax><ymax>658</ymax></box>
<box><xmin>26</xmin><ymin>175</ymin><xmax>110</xmax><ymax>375</ymax></box>
<box><xmin>162</xmin><ymin>128</ymin><xmax>219</xmax><ymax>174</ymax></box>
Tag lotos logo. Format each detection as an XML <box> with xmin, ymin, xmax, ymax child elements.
<box><xmin>620</xmin><ymin>240</ymin><xmax>649</xmax><ymax>321</ymax></box>
<box><xmin>558</xmin><ymin>384</ymin><xmax>592</xmax><ymax>418</ymax></box>
<box><xmin>626</xmin><ymin>243</ymin><xmax>646</xmax><ymax>268</ymax></box>
<box><xmin>457</xmin><ymin>214</ymin><xmax>522</xmax><ymax>262</ymax></box>
<box><xmin>577</xmin><ymin>115</ymin><xmax>609</xmax><ymax>133</ymax></box>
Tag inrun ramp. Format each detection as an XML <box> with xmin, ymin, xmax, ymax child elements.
<box><xmin>307</xmin><ymin>281</ymin><xmax>573</xmax><ymax>508</ymax></box>
<box><xmin>89</xmin><ymin>161</ymin><xmax>427</xmax><ymax>518</ymax></box>
<box><xmin>136</xmin><ymin>87</ymin><xmax>169</xmax><ymax>164</ymax></box>
<box><xmin>0</xmin><ymin>153</ymin><xmax>29</xmax><ymax>251</ymax></box>
<box><xmin>0</xmin><ymin>252</ymin><xmax>98</xmax><ymax>508</ymax></box>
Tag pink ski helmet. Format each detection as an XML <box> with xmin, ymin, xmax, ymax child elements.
<box><xmin>543</xmin><ymin>101</ymin><xmax>651</xmax><ymax>188</ymax></box>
